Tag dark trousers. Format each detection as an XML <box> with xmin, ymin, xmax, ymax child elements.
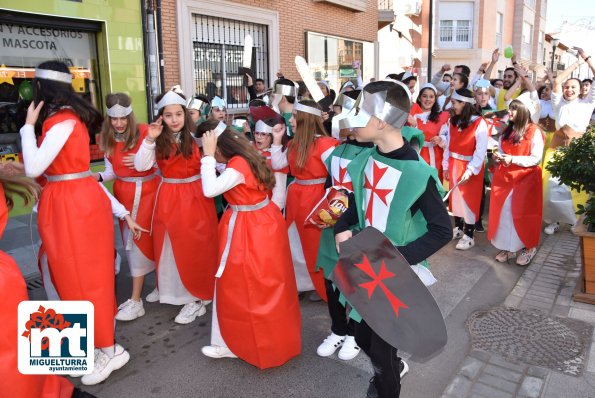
<box><xmin>355</xmin><ymin>320</ymin><xmax>401</xmax><ymax>398</ymax></box>
<box><xmin>324</xmin><ymin>278</ymin><xmax>354</xmax><ymax>336</ymax></box>
<box><xmin>478</xmin><ymin>183</ymin><xmax>486</xmax><ymax>222</ymax></box>
<box><xmin>454</xmin><ymin>216</ymin><xmax>475</xmax><ymax>238</ymax></box>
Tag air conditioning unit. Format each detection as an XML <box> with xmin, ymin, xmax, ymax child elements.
<box><xmin>395</xmin><ymin>0</ymin><xmax>422</xmax><ymax>16</ymax></box>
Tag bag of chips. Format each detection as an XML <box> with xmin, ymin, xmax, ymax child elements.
<box><xmin>304</xmin><ymin>187</ymin><xmax>349</xmax><ymax>229</ymax></box>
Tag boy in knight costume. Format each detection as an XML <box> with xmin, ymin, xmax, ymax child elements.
<box><xmin>334</xmin><ymin>80</ymin><xmax>452</xmax><ymax>398</ymax></box>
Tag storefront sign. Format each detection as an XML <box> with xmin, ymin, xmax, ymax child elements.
<box><xmin>0</xmin><ymin>23</ymin><xmax>92</xmax><ymax>64</ymax></box>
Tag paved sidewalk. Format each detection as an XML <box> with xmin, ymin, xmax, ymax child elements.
<box><xmin>442</xmin><ymin>230</ymin><xmax>595</xmax><ymax>398</ymax></box>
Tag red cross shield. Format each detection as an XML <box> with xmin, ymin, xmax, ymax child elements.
<box><xmin>330</xmin><ymin>227</ymin><xmax>448</xmax><ymax>359</ymax></box>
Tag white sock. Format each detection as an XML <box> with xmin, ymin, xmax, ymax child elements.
<box><xmin>101</xmin><ymin>345</ymin><xmax>115</xmax><ymax>358</ymax></box>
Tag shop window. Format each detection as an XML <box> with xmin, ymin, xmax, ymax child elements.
<box><xmin>0</xmin><ymin>19</ymin><xmax>101</xmax><ymax>154</ymax></box>
<box><xmin>306</xmin><ymin>32</ymin><xmax>374</xmax><ymax>93</ymax></box>
<box><xmin>191</xmin><ymin>14</ymin><xmax>269</xmax><ymax>109</ymax></box>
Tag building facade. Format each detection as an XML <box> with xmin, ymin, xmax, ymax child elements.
<box><xmin>0</xmin><ymin>0</ymin><xmax>148</xmax><ymax>159</ymax></box>
<box><xmin>378</xmin><ymin>0</ymin><xmax>549</xmax><ymax>85</ymax></box>
<box><xmin>160</xmin><ymin>0</ymin><xmax>381</xmax><ymax>112</ymax></box>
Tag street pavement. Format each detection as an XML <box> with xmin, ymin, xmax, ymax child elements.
<box><xmin>3</xmin><ymin>213</ymin><xmax>594</xmax><ymax>398</ymax></box>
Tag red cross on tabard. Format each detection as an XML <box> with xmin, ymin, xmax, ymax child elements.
<box><xmin>355</xmin><ymin>255</ymin><xmax>408</xmax><ymax>317</ymax></box>
<box><xmin>333</xmin><ymin>164</ymin><xmax>354</xmax><ymax>192</ymax></box>
<box><xmin>363</xmin><ymin>161</ymin><xmax>392</xmax><ymax>225</ymax></box>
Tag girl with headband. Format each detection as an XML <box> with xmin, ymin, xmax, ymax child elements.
<box><xmin>439</xmin><ymin>88</ymin><xmax>488</xmax><ymax>251</ymax></box>
<box><xmin>134</xmin><ymin>90</ymin><xmax>218</xmax><ymax>325</ymax></box>
<box><xmin>95</xmin><ymin>93</ymin><xmax>160</xmax><ymax>321</ymax></box>
<box><xmin>19</xmin><ymin>60</ymin><xmax>129</xmax><ymax>385</ymax></box>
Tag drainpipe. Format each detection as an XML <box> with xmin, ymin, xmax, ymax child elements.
<box><xmin>155</xmin><ymin>0</ymin><xmax>166</xmax><ymax>93</ymax></box>
<box><xmin>427</xmin><ymin>0</ymin><xmax>433</xmax><ymax>82</ymax></box>
<box><xmin>141</xmin><ymin>0</ymin><xmax>154</xmax><ymax>120</ymax></box>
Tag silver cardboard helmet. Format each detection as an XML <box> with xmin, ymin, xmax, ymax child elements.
<box><xmin>338</xmin><ymin>80</ymin><xmax>410</xmax><ymax>130</ymax></box>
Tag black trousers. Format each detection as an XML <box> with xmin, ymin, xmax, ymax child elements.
<box><xmin>355</xmin><ymin>320</ymin><xmax>401</xmax><ymax>398</ymax></box>
<box><xmin>324</xmin><ymin>278</ymin><xmax>354</xmax><ymax>336</ymax></box>
<box><xmin>454</xmin><ymin>216</ymin><xmax>475</xmax><ymax>238</ymax></box>
<box><xmin>478</xmin><ymin>182</ymin><xmax>486</xmax><ymax>222</ymax></box>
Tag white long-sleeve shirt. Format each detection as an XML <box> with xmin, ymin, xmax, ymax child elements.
<box><xmin>441</xmin><ymin>116</ymin><xmax>489</xmax><ymax>175</ymax></box>
<box><xmin>539</xmin><ymin>99</ymin><xmax>554</xmax><ymax>119</ymax></box>
<box><xmin>498</xmin><ymin>127</ymin><xmax>545</xmax><ymax>168</ymax></box>
<box><xmin>270</xmin><ymin>141</ymin><xmax>335</xmax><ymax>171</ymax></box>
<box><xmin>200</xmin><ymin>156</ymin><xmax>244</xmax><ymax>198</ymax></box>
<box><xmin>21</xmin><ymin>120</ymin><xmax>130</xmax><ymax>220</ymax></box>
<box><xmin>19</xmin><ymin>121</ymin><xmax>75</xmax><ymax>178</ymax></box>
<box><xmin>551</xmin><ymin>84</ymin><xmax>595</xmax><ymax>131</ymax></box>
<box><xmin>99</xmin><ymin>156</ymin><xmax>116</xmax><ymax>182</ymax></box>
<box><xmin>134</xmin><ymin>139</ymin><xmax>157</xmax><ymax>171</ymax></box>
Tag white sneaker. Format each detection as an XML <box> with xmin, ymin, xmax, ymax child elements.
<box><xmin>81</xmin><ymin>344</ymin><xmax>130</xmax><ymax>386</ymax></box>
<box><xmin>115</xmin><ymin>299</ymin><xmax>145</xmax><ymax>321</ymax></box>
<box><xmin>452</xmin><ymin>227</ymin><xmax>463</xmax><ymax>240</ymax></box>
<box><xmin>201</xmin><ymin>345</ymin><xmax>237</xmax><ymax>359</ymax></box>
<box><xmin>202</xmin><ymin>300</ymin><xmax>212</xmax><ymax>306</ymax></box>
<box><xmin>145</xmin><ymin>288</ymin><xmax>159</xmax><ymax>303</ymax></box>
<box><xmin>455</xmin><ymin>234</ymin><xmax>475</xmax><ymax>250</ymax></box>
<box><xmin>316</xmin><ymin>333</ymin><xmax>345</xmax><ymax>357</ymax></box>
<box><xmin>400</xmin><ymin>359</ymin><xmax>409</xmax><ymax>378</ymax></box>
<box><xmin>338</xmin><ymin>335</ymin><xmax>360</xmax><ymax>360</ymax></box>
<box><xmin>544</xmin><ymin>222</ymin><xmax>560</xmax><ymax>235</ymax></box>
<box><xmin>174</xmin><ymin>301</ymin><xmax>206</xmax><ymax>324</ymax></box>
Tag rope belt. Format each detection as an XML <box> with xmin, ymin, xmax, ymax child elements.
<box><xmin>294</xmin><ymin>177</ymin><xmax>326</xmax><ymax>185</ymax></box>
<box><xmin>450</xmin><ymin>152</ymin><xmax>473</xmax><ymax>162</ymax></box>
<box><xmin>116</xmin><ymin>173</ymin><xmax>158</xmax><ymax>250</ymax></box>
<box><xmin>215</xmin><ymin>197</ymin><xmax>270</xmax><ymax>278</ymax></box>
<box><xmin>45</xmin><ymin>170</ymin><xmax>91</xmax><ymax>182</ymax></box>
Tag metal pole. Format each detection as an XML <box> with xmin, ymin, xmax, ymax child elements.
<box><xmin>427</xmin><ymin>0</ymin><xmax>434</xmax><ymax>82</ymax></box>
<box><xmin>550</xmin><ymin>45</ymin><xmax>556</xmax><ymax>72</ymax></box>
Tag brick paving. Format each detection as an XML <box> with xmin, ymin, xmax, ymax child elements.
<box><xmin>442</xmin><ymin>230</ymin><xmax>595</xmax><ymax>398</ymax></box>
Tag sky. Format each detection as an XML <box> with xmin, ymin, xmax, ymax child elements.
<box><xmin>546</xmin><ymin>0</ymin><xmax>594</xmax><ymax>32</ymax></box>
<box><xmin>546</xmin><ymin>0</ymin><xmax>595</xmax><ymax>59</ymax></box>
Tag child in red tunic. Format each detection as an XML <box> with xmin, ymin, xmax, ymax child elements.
<box><xmin>409</xmin><ymin>83</ymin><xmax>450</xmax><ymax>182</ymax></box>
<box><xmin>20</xmin><ymin>61</ymin><xmax>129</xmax><ymax>385</ymax></box>
<box><xmin>95</xmin><ymin>93</ymin><xmax>160</xmax><ymax>321</ymax></box>
<box><xmin>489</xmin><ymin>98</ymin><xmax>544</xmax><ymax>265</ymax></box>
<box><xmin>270</xmin><ymin>99</ymin><xmax>339</xmax><ymax>301</ymax></box>
<box><xmin>199</xmin><ymin>125</ymin><xmax>301</xmax><ymax>368</ymax></box>
<box><xmin>134</xmin><ymin>90</ymin><xmax>218</xmax><ymax>325</ymax></box>
<box><xmin>439</xmin><ymin>88</ymin><xmax>488</xmax><ymax>251</ymax></box>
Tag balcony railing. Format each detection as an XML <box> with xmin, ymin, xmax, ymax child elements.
<box><xmin>379</xmin><ymin>0</ymin><xmax>393</xmax><ymax>10</ymax></box>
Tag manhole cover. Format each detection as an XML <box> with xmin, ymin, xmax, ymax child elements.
<box><xmin>468</xmin><ymin>308</ymin><xmax>593</xmax><ymax>376</ymax></box>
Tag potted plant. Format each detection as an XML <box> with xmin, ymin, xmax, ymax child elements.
<box><xmin>546</xmin><ymin>126</ymin><xmax>595</xmax><ymax>302</ymax></box>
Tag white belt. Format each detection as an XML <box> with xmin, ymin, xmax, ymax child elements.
<box><xmin>116</xmin><ymin>173</ymin><xmax>158</xmax><ymax>250</ymax></box>
<box><xmin>150</xmin><ymin>174</ymin><xmax>201</xmax><ymax>233</ymax></box>
<box><xmin>161</xmin><ymin>174</ymin><xmax>201</xmax><ymax>184</ymax></box>
<box><xmin>45</xmin><ymin>170</ymin><xmax>91</xmax><ymax>182</ymax></box>
<box><xmin>423</xmin><ymin>142</ymin><xmax>436</xmax><ymax>167</ymax></box>
<box><xmin>116</xmin><ymin>174</ymin><xmax>157</xmax><ymax>183</ymax></box>
<box><xmin>215</xmin><ymin>197</ymin><xmax>270</xmax><ymax>278</ymax></box>
<box><xmin>450</xmin><ymin>152</ymin><xmax>473</xmax><ymax>162</ymax></box>
<box><xmin>294</xmin><ymin>177</ymin><xmax>326</xmax><ymax>185</ymax></box>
